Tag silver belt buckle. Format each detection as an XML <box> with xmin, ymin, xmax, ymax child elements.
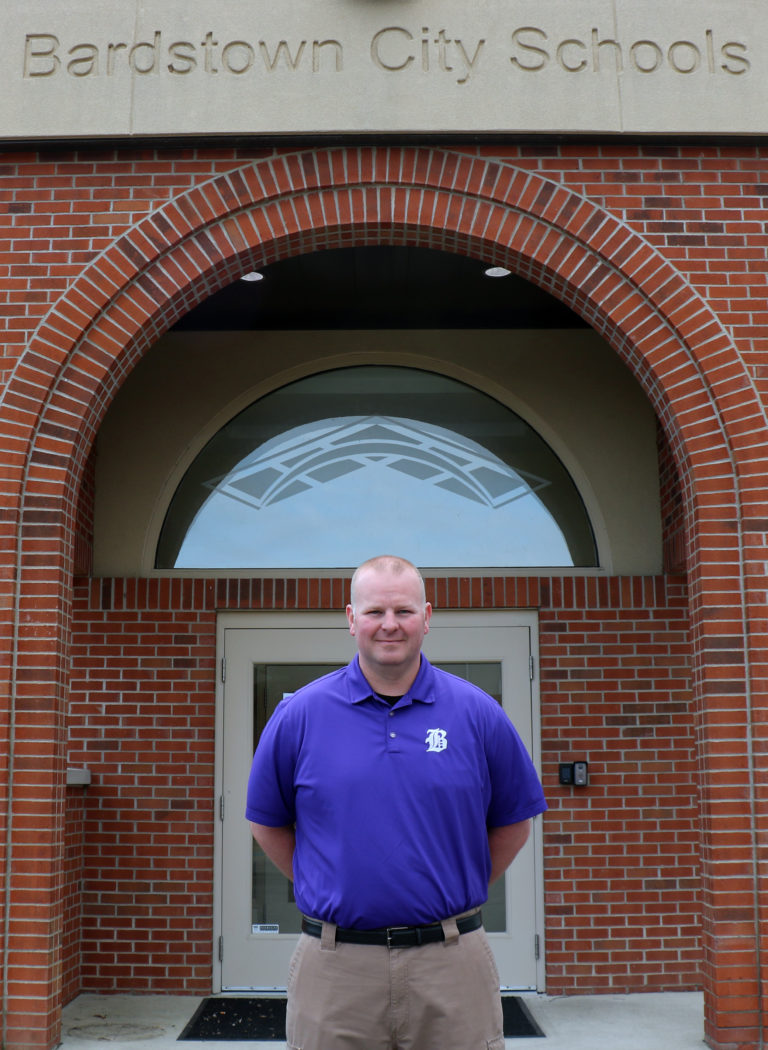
<box><xmin>386</xmin><ymin>925</ymin><xmax>408</xmax><ymax>948</ymax></box>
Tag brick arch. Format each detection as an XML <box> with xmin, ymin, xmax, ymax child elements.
<box><xmin>6</xmin><ymin>148</ymin><xmax>764</xmax><ymax>536</ymax></box>
<box><xmin>3</xmin><ymin>146</ymin><xmax>765</xmax><ymax>1050</ymax></box>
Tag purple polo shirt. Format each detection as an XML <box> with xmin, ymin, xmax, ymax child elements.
<box><xmin>245</xmin><ymin>654</ymin><xmax>547</xmax><ymax>929</ymax></box>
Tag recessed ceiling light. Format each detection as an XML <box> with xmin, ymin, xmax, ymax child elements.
<box><xmin>241</xmin><ymin>272</ymin><xmax>264</xmax><ymax>282</ymax></box>
<box><xmin>484</xmin><ymin>266</ymin><xmax>511</xmax><ymax>278</ymax></box>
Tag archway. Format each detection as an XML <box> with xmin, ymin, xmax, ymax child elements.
<box><xmin>2</xmin><ymin>146</ymin><xmax>765</xmax><ymax>1050</ymax></box>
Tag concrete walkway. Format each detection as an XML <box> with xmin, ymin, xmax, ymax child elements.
<box><xmin>61</xmin><ymin>991</ymin><xmax>706</xmax><ymax>1049</ymax></box>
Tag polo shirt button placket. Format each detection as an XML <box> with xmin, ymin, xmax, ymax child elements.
<box><xmin>386</xmin><ymin>705</ymin><xmax>400</xmax><ymax>752</ymax></box>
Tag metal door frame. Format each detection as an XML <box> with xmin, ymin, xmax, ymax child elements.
<box><xmin>213</xmin><ymin>609</ymin><xmax>545</xmax><ymax>993</ymax></box>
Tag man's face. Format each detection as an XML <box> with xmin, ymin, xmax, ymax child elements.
<box><xmin>346</xmin><ymin>567</ymin><xmax>432</xmax><ymax>683</ymax></box>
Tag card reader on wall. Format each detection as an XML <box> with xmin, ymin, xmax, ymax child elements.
<box><xmin>559</xmin><ymin>761</ymin><xmax>589</xmax><ymax>787</ymax></box>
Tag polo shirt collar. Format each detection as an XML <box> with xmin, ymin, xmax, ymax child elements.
<box><xmin>347</xmin><ymin>653</ymin><xmax>437</xmax><ymax>706</ymax></box>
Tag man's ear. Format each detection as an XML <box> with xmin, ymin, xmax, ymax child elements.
<box><xmin>423</xmin><ymin>602</ymin><xmax>433</xmax><ymax>634</ymax></box>
<box><xmin>346</xmin><ymin>604</ymin><xmax>356</xmax><ymax>635</ymax></box>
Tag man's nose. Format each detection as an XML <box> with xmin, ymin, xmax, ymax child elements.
<box><xmin>381</xmin><ymin>609</ymin><xmax>398</xmax><ymax>630</ymax></box>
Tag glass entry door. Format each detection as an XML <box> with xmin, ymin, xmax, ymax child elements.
<box><xmin>217</xmin><ymin>612</ymin><xmax>543</xmax><ymax>991</ymax></box>
<box><xmin>250</xmin><ymin>662</ymin><xmax>340</xmax><ymax>938</ymax></box>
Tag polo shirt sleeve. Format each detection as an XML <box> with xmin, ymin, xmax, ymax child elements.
<box><xmin>244</xmin><ymin>698</ymin><xmax>299</xmax><ymax>827</ymax></box>
<box><xmin>483</xmin><ymin>702</ymin><xmax>548</xmax><ymax>828</ymax></box>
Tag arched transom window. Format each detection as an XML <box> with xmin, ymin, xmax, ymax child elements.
<box><xmin>156</xmin><ymin>366</ymin><xmax>597</xmax><ymax>569</ymax></box>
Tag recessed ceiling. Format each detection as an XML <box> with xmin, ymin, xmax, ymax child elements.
<box><xmin>172</xmin><ymin>246</ymin><xmax>587</xmax><ymax>331</ymax></box>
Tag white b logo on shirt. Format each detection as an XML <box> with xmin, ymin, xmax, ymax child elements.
<box><xmin>425</xmin><ymin>728</ymin><xmax>448</xmax><ymax>752</ymax></box>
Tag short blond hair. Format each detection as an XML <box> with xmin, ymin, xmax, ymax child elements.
<box><xmin>349</xmin><ymin>555</ymin><xmax>426</xmax><ymax>611</ymax></box>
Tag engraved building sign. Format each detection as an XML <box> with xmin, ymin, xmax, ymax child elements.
<box><xmin>1</xmin><ymin>0</ymin><xmax>764</xmax><ymax>139</ymax></box>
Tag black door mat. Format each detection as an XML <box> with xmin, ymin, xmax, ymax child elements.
<box><xmin>179</xmin><ymin>997</ymin><xmax>286</xmax><ymax>1041</ymax></box>
<box><xmin>178</xmin><ymin>995</ymin><xmax>544</xmax><ymax>1041</ymax></box>
<box><xmin>503</xmin><ymin>996</ymin><xmax>545</xmax><ymax>1037</ymax></box>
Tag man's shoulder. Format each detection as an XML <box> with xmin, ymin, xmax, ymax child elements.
<box><xmin>431</xmin><ymin>664</ymin><xmax>495</xmax><ymax>703</ymax></box>
<box><xmin>428</xmin><ymin>664</ymin><xmax>506</xmax><ymax>721</ymax></box>
<box><xmin>277</xmin><ymin>664</ymin><xmax>351</xmax><ymax>711</ymax></box>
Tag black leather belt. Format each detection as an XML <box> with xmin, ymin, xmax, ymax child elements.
<box><xmin>301</xmin><ymin>910</ymin><xmax>482</xmax><ymax>948</ymax></box>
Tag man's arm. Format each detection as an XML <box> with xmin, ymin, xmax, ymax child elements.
<box><xmin>250</xmin><ymin>821</ymin><xmax>296</xmax><ymax>881</ymax></box>
<box><xmin>487</xmin><ymin>819</ymin><xmax>531</xmax><ymax>884</ymax></box>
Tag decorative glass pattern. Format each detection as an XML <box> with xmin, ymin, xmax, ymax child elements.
<box><xmin>206</xmin><ymin>416</ymin><xmax>550</xmax><ymax>512</ymax></box>
<box><xmin>156</xmin><ymin>366</ymin><xmax>596</xmax><ymax>569</ymax></box>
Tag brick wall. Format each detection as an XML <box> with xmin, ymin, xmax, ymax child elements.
<box><xmin>2</xmin><ymin>141</ymin><xmax>767</xmax><ymax>1049</ymax></box>
<box><xmin>539</xmin><ymin>576</ymin><xmax>697</xmax><ymax>993</ymax></box>
<box><xmin>62</xmin><ymin>787</ymin><xmax>87</xmax><ymax>1005</ymax></box>
<box><xmin>68</xmin><ymin>580</ymin><xmax>217</xmax><ymax>994</ymax></box>
<box><xmin>65</xmin><ymin>573</ymin><xmax>697</xmax><ymax>996</ymax></box>
<box><xmin>1</xmin><ymin>143</ymin><xmax>767</xmax><ymax>396</ymax></box>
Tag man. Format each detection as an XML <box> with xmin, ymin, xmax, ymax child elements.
<box><xmin>246</xmin><ymin>555</ymin><xmax>547</xmax><ymax>1050</ymax></box>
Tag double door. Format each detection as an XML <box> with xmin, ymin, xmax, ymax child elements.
<box><xmin>216</xmin><ymin>611</ymin><xmax>544</xmax><ymax>991</ymax></box>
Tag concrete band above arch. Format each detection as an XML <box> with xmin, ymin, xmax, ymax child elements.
<box><xmin>1</xmin><ymin>145</ymin><xmax>767</xmax><ymax>1050</ymax></box>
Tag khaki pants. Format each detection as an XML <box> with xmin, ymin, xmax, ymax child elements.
<box><xmin>285</xmin><ymin>918</ymin><xmax>504</xmax><ymax>1050</ymax></box>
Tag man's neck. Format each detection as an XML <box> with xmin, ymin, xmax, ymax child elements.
<box><xmin>358</xmin><ymin>657</ymin><xmax>421</xmax><ymax>698</ymax></box>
